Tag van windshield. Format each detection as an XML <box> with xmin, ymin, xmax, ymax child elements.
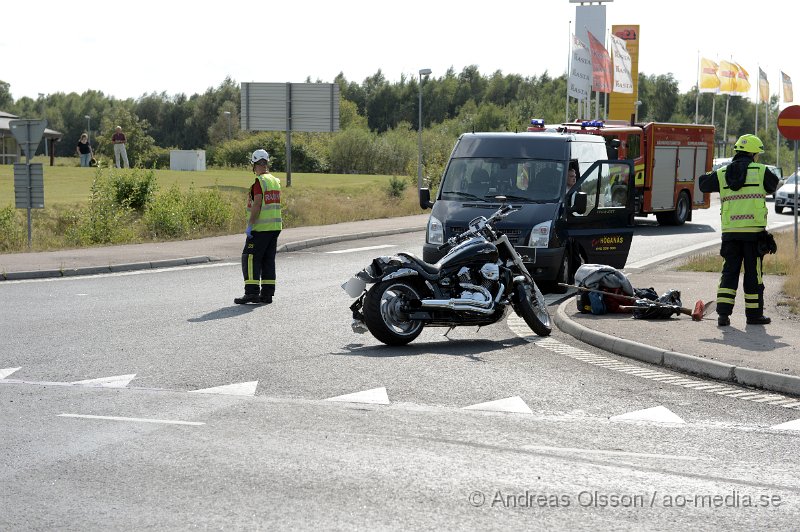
<box><xmin>439</xmin><ymin>158</ymin><xmax>565</xmax><ymax>202</ymax></box>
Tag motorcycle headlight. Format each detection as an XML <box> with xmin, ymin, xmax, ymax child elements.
<box><xmin>427</xmin><ymin>215</ymin><xmax>444</xmax><ymax>245</ymax></box>
<box><xmin>527</xmin><ymin>220</ymin><xmax>551</xmax><ymax>248</ymax></box>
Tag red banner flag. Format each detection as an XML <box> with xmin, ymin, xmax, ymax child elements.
<box><xmin>587</xmin><ymin>31</ymin><xmax>612</xmax><ymax>94</ymax></box>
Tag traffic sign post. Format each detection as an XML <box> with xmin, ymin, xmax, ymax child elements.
<box><xmin>9</xmin><ymin>119</ymin><xmax>48</xmax><ymax>248</ymax></box>
<box><xmin>777</xmin><ymin>105</ymin><xmax>800</xmax><ymax>257</ymax></box>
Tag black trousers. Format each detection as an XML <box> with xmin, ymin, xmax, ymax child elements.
<box><xmin>716</xmin><ymin>234</ymin><xmax>763</xmax><ymax>318</ymax></box>
<box><xmin>241</xmin><ymin>230</ymin><xmax>281</xmax><ymax>296</ymax></box>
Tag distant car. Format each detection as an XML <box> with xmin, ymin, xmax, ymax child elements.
<box><xmin>712</xmin><ymin>157</ymin><xmax>732</xmax><ymax>171</ymax></box>
<box><xmin>774</xmin><ymin>174</ymin><xmax>798</xmax><ymax>214</ymax></box>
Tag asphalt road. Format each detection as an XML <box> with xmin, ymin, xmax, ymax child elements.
<box><xmin>2</xmin><ymin>204</ymin><xmax>800</xmax><ymax>530</ymax></box>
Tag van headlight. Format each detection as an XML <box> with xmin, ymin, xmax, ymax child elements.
<box><xmin>427</xmin><ymin>215</ymin><xmax>444</xmax><ymax>245</ymax></box>
<box><xmin>528</xmin><ymin>221</ymin><xmax>551</xmax><ymax>248</ymax></box>
<box><xmin>776</xmin><ymin>190</ymin><xmax>788</xmax><ymax>199</ymax></box>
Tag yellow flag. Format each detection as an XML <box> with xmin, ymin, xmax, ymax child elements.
<box><xmin>734</xmin><ymin>62</ymin><xmax>750</xmax><ymax>94</ymax></box>
<box><xmin>699</xmin><ymin>57</ymin><xmax>720</xmax><ymax>93</ymax></box>
<box><xmin>718</xmin><ymin>60</ymin><xmax>738</xmax><ymax>94</ymax></box>
<box><xmin>758</xmin><ymin>68</ymin><xmax>769</xmax><ymax>103</ymax></box>
<box><xmin>782</xmin><ymin>71</ymin><xmax>793</xmax><ymax>102</ymax></box>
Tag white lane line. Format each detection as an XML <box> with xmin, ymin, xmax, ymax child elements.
<box><xmin>190</xmin><ymin>381</ymin><xmax>258</xmax><ymax>396</ymax></box>
<box><xmin>72</xmin><ymin>374</ymin><xmax>136</xmax><ymax>388</ymax></box>
<box><xmin>325</xmin><ymin>387</ymin><xmax>390</xmax><ymax>405</ymax></box>
<box><xmin>610</xmin><ymin>405</ymin><xmax>686</xmax><ymax>424</ymax></box>
<box><xmin>58</xmin><ymin>413</ymin><xmax>204</xmax><ymax>426</ymax></box>
<box><xmin>326</xmin><ymin>244</ymin><xmax>396</xmax><ymax>254</ymax></box>
<box><xmin>463</xmin><ymin>396</ymin><xmax>533</xmax><ymax>415</ymax></box>
<box><xmin>0</xmin><ymin>367</ymin><xmax>21</xmax><ymax>379</ymax></box>
<box><xmin>521</xmin><ymin>445</ymin><xmax>699</xmax><ymax>461</ymax></box>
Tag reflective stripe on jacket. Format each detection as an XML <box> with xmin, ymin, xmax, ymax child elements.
<box><xmin>248</xmin><ymin>173</ymin><xmax>282</xmax><ymax>231</ymax></box>
<box><xmin>717</xmin><ymin>164</ymin><xmax>767</xmax><ymax>232</ymax></box>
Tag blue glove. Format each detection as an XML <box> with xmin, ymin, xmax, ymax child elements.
<box><xmin>246</xmin><ymin>225</ymin><xmax>253</xmax><ymax>238</ymax></box>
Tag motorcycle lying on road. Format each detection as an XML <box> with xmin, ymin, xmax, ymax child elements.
<box><xmin>342</xmin><ymin>202</ymin><xmax>552</xmax><ymax>346</ymax></box>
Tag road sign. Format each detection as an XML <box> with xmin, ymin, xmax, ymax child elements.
<box><xmin>777</xmin><ymin>105</ymin><xmax>800</xmax><ymax>140</ymax></box>
<box><xmin>14</xmin><ymin>163</ymin><xmax>44</xmax><ymax>209</ymax></box>
<box><xmin>8</xmin><ymin>119</ymin><xmax>48</xmax><ymax>160</ymax></box>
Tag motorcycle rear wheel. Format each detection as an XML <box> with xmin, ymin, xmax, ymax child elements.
<box><xmin>513</xmin><ymin>281</ymin><xmax>552</xmax><ymax>336</ymax></box>
<box><xmin>363</xmin><ymin>280</ymin><xmax>425</xmax><ymax>346</ymax></box>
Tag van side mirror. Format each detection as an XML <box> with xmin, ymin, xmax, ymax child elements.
<box><xmin>419</xmin><ymin>188</ymin><xmax>434</xmax><ymax>210</ymax></box>
<box><xmin>570</xmin><ymin>191</ymin><xmax>588</xmax><ymax>214</ymax></box>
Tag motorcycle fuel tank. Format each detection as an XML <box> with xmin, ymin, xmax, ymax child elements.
<box><xmin>438</xmin><ymin>236</ymin><xmax>499</xmax><ymax>270</ymax></box>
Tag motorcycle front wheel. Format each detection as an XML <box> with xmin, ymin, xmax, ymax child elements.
<box><xmin>513</xmin><ymin>280</ymin><xmax>552</xmax><ymax>336</ymax></box>
<box><xmin>363</xmin><ymin>280</ymin><xmax>425</xmax><ymax>346</ymax></box>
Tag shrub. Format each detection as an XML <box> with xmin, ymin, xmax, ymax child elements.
<box><xmin>143</xmin><ymin>183</ymin><xmax>234</xmax><ymax>238</ymax></box>
<box><xmin>109</xmin><ymin>168</ymin><xmax>158</xmax><ymax>211</ymax></box>
<box><xmin>143</xmin><ymin>184</ymin><xmax>191</xmax><ymax>238</ymax></box>
<box><xmin>64</xmin><ymin>174</ymin><xmax>136</xmax><ymax>246</ymax></box>
<box><xmin>385</xmin><ymin>176</ymin><xmax>408</xmax><ymax>199</ymax></box>
<box><xmin>0</xmin><ymin>205</ymin><xmax>26</xmax><ymax>252</ymax></box>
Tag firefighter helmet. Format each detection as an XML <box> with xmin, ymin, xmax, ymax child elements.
<box><xmin>733</xmin><ymin>134</ymin><xmax>764</xmax><ymax>154</ymax></box>
<box><xmin>250</xmin><ymin>149</ymin><xmax>270</xmax><ymax>164</ymax></box>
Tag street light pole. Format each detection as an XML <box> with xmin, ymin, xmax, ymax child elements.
<box><xmin>224</xmin><ymin>111</ymin><xmax>232</xmax><ymax>140</ymax></box>
<box><xmin>417</xmin><ymin>68</ymin><xmax>432</xmax><ymax>192</ymax></box>
<box><xmin>85</xmin><ymin>115</ymin><xmax>91</xmax><ymax>143</ymax></box>
<box><xmin>39</xmin><ymin>93</ymin><xmax>47</xmax><ymax>156</ymax></box>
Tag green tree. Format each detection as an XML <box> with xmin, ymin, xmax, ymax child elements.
<box><xmin>95</xmin><ymin>108</ymin><xmax>156</xmax><ymax>167</ymax></box>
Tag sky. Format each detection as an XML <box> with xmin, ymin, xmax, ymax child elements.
<box><xmin>3</xmin><ymin>0</ymin><xmax>796</xmax><ymax>107</ymax></box>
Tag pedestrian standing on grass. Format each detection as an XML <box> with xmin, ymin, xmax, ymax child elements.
<box><xmin>112</xmin><ymin>126</ymin><xmax>130</xmax><ymax>168</ymax></box>
<box><xmin>698</xmin><ymin>134</ymin><xmax>780</xmax><ymax>326</ymax></box>
<box><xmin>76</xmin><ymin>133</ymin><xmax>93</xmax><ymax>167</ymax></box>
<box><xmin>234</xmin><ymin>149</ymin><xmax>282</xmax><ymax>305</ymax></box>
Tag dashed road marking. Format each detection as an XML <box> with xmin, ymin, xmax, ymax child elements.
<box><xmin>190</xmin><ymin>381</ymin><xmax>259</xmax><ymax>396</ymax></box>
<box><xmin>58</xmin><ymin>413</ymin><xmax>204</xmax><ymax>426</ymax></box>
<box><xmin>463</xmin><ymin>396</ymin><xmax>533</xmax><ymax>414</ymax></box>
<box><xmin>508</xmin><ymin>315</ymin><xmax>800</xmax><ymax>410</ymax></box>
<box><xmin>325</xmin><ymin>387</ymin><xmax>390</xmax><ymax>405</ymax></box>
<box><xmin>326</xmin><ymin>244</ymin><xmax>396</xmax><ymax>254</ymax></box>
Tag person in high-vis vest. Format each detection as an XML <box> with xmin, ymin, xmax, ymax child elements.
<box><xmin>698</xmin><ymin>134</ymin><xmax>779</xmax><ymax>326</ymax></box>
<box><xmin>234</xmin><ymin>149</ymin><xmax>282</xmax><ymax>305</ymax></box>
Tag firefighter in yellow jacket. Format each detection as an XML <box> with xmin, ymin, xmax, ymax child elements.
<box><xmin>235</xmin><ymin>149</ymin><xmax>282</xmax><ymax>304</ymax></box>
<box><xmin>698</xmin><ymin>134</ymin><xmax>779</xmax><ymax>326</ymax></box>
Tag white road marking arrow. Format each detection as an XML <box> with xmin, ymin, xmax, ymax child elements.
<box><xmin>771</xmin><ymin>418</ymin><xmax>800</xmax><ymax>431</ymax></box>
<box><xmin>0</xmin><ymin>367</ymin><xmax>21</xmax><ymax>379</ymax></box>
<box><xmin>463</xmin><ymin>396</ymin><xmax>533</xmax><ymax>414</ymax></box>
<box><xmin>325</xmin><ymin>387</ymin><xmax>390</xmax><ymax>405</ymax></box>
<box><xmin>190</xmin><ymin>381</ymin><xmax>259</xmax><ymax>396</ymax></box>
<box><xmin>610</xmin><ymin>405</ymin><xmax>686</xmax><ymax>424</ymax></box>
<box><xmin>71</xmin><ymin>374</ymin><xmax>136</xmax><ymax>388</ymax></box>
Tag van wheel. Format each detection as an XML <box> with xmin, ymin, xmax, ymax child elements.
<box><xmin>552</xmin><ymin>252</ymin><xmax>571</xmax><ymax>294</ymax></box>
<box><xmin>775</xmin><ymin>204</ymin><xmax>784</xmax><ymax>214</ymax></box>
<box><xmin>656</xmin><ymin>191</ymin><xmax>690</xmax><ymax>226</ymax></box>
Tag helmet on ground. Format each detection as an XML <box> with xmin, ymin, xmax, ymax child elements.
<box><xmin>733</xmin><ymin>134</ymin><xmax>764</xmax><ymax>154</ymax></box>
<box><xmin>250</xmin><ymin>149</ymin><xmax>270</xmax><ymax>164</ymax></box>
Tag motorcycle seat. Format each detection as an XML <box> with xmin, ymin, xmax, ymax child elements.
<box><xmin>398</xmin><ymin>252</ymin><xmax>441</xmax><ymax>276</ymax></box>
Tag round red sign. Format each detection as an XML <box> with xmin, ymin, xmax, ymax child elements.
<box><xmin>778</xmin><ymin>105</ymin><xmax>800</xmax><ymax>141</ymax></box>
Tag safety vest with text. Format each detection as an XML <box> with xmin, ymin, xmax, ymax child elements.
<box><xmin>717</xmin><ymin>164</ymin><xmax>767</xmax><ymax>233</ymax></box>
<box><xmin>248</xmin><ymin>173</ymin><xmax>282</xmax><ymax>232</ymax></box>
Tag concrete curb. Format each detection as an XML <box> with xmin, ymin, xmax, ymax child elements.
<box><xmin>554</xmin><ymin>299</ymin><xmax>800</xmax><ymax>397</ymax></box>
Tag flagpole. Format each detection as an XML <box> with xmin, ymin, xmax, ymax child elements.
<box><xmin>777</xmin><ymin>71</ymin><xmax>781</xmax><ymax>169</ymax></box>
<box><xmin>566</xmin><ymin>20</ymin><xmax>572</xmax><ymax>123</ymax></box>
<box><xmin>695</xmin><ymin>51</ymin><xmax>700</xmax><ymax>124</ymax></box>
<box><xmin>755</xmin><ymin>65</ymin><xmax>759</xmax><ymax>134</ymax></box>
<box><xmin>723</xmin><ymin>93</ymin><xmax>730</xmax><ymax>157</ymax></box>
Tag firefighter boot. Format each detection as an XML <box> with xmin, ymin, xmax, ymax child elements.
<box><xmin>717</xmin><ymin>315</ymin><xmax>730</xmax><ymax>326</ymax></box>
<box><xmin>260</xmin><ymin>290</ymin><xmax>273</xmax><ymax>304</ymax></box>
<box><xmin>234</xmin><ymin>293</ymin><xmax>262</xmax><ymax>305</ymax></box>
<box><xmin>746</xmin><ymin>315</ymin><xmax>771</xmax><ymax>325</ymax></box>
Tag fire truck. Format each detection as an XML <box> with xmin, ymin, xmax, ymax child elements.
<box><xmin>528</xmin><ymin>120</ymin><xmax>715</xmax><ymax>225</ymax></box>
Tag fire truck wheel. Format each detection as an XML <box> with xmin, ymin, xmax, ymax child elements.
<box><xmin>656</xmin><ymin>191</ymin><xmax>690</xmax><ymax>226</ymax></box>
